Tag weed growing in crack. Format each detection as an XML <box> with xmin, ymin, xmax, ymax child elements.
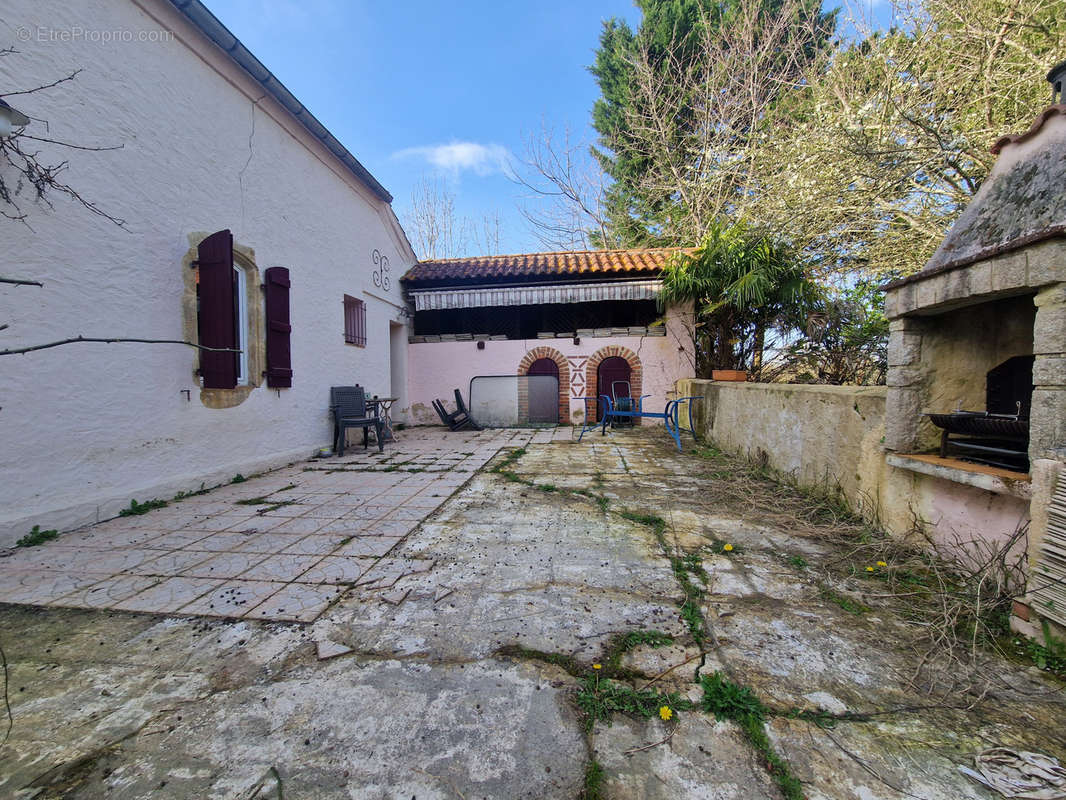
<box><xmin>678</xmin><ymin>600</ymin><xmax>706</xmax><ymax>647</ymax></box>
<box><xmin>787</xmin><ymin>555</ymin><xmax>808</xmax><ymax>569</ymax></box>
<box><xmin>620</xmin><ymin>511</ymin><xmax>667</xmax><ymax>546</ymax></box>
<box><xmin>497</xmin><ymin>470</ymin><xmax>531</xmax><ymax>486</ymax></box>
<box><xmin>118</xmin><ymin>498</ymin><xmax>167</xmax><ymax>516</ymax></box>
<box><xmin>701</xmin><ymin>672</ymin><xmax>803</xmax><ymax>800</ymax></box>
<box><xmin>494</xmin><ymin>447</ymin><xmax>527</xmax><ymax>472</ymax></box>
<box><xmin>173</xmin><ymin>483</ymin><xmax>210</xmax><ymax>501</ymax></box>
<box><xmin>580</xmin><ymin>759</ymin><xmax>605</xmax><ymax>800</ymax></box>
<box><xmin>495</xmin><ymin>645</ymin><xmax>582</xmax><ymax>676</ymax></box>
<box><xmin>621</xmin><ymin>509</ymin><xmax>709</xmax><ymax>648</ymax></box>
<box><xmin>16</xmin><ymin>525</ymin><xmax>59</xmax><ymax>547</ymax></box>
<box><xmin>602</xmin><ymin>630</ymin><xmax>674</xmax><ymax>676</ymax></box>
<box><xmin>537</xmin><ymin>484</ymin><xmax>559</xmax><ymax>493</ymax></box>
<box><xmin>576</xmin><ymin>675</ymin><xmax>693</xmax><ymax>732</ymax></box>
<box><xmin>1013</xmin><ymin>621</ymin><xmax>1066</xmax><ymax>676</ymax></box>
<box><xmin>231</xmin><ymin>473</ymin><xmax>247</xmax><ymax>483</ymax></box>
<box><xmin>819</xmin><ymin>587</ymin><xmax>870</xmax><ymax>616</ymax></box>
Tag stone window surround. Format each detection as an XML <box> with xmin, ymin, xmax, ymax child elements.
<box><xmin>182</xmin><ymin>233</ymin><xmax>265</xmax><ymax>409</ymax></box>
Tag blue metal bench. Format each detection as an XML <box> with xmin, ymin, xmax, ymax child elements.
<box><xmin>576</xmin><ymin>394</ymin><xmax>702</xmax><ymax>451</ymax></box>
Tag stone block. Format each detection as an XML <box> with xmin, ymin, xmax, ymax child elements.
<box><xmin>1034</xmin><ymin>282</ymin><xmax>1066</xmax><ymax>308</ymax></box>
<box><xmin>990</xmin><ymin>250</ymin><xmax>1028</xmax><ymax>292</ymax></box>
<box><xmin>968</xmin><ymin>259</ymin><xmax>993</xmax><ymax>296</ymax></box>
<box><xmin>887</xmin><ymin>330</ymin><xmax>922</xmax><ymax>367</ymax></box>
<box><xmin>1029</xmin><ymin>387</ymin><xmax>1066</xmax><ymax>458</ymax></box>
<box><xmin>1027</xmin><ymin>240</ymin><xmax>1066</xmax><ymax>287</ymax></box>
<box><xmin>886</xmin><ymin>366</ymin><xmax>924</xmax><ymax>387</ymax></box>
<box><xmin>884</xmin><ymin>387</ymin><xmax>922</xmax><ymax>452</ymax></box>
<box><xmin>1033</xmin><ymin>355</ymin><xmax>1066</xmax><ymax>386</ymax></box>
<box><xmin>916</xmin><ymin>275</ymin><xmax>942</xmax><ymax>310</ymax></box>
<box><xmin>892</xmin><ymin>283</ymin><xmax>916</xmax><ymax>317</ymax></box>
<box><xmin>1033</xmin><ymin>301</ymin><xmax>1066</xmax><ymax>356</ymax></box>
<box><xmin>941</xmin><ymin>268</ymin><xmax>971</xmax><ymax>304</ymax></box>
<box><xmin>884</xmin><ymin>290</ymin><xmax>899</xmax><ymax>319</ymax></box>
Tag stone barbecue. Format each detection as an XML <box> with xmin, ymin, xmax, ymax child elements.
<box><xmin>884</xmin><ymin>64</ymin><xmax>1066</xmax><ymax>639</ymax></box>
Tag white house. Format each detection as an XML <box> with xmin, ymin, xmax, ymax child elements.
<box><xmin>0</xmin><ymin>0</ymin><xmax>415</xmax><ymax>544</ymax></box>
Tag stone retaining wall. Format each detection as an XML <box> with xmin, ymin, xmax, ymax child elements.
<box><xmin>677</xmin><ymin>379</ymin><xmax>1030</xmax><ymax>551</ymax></box>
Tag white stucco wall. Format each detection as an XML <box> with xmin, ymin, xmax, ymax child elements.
<box><xmin>405</xmin><ymin>306</ymin><xmax>695</xmax><ymax>426</ymax></box>
<box><xmin>0</xmin><ymin>0</ymin><xmax>414</xmax><ymax>543</ymax></box>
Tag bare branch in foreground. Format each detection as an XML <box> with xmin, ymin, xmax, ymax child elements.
<box><xmin>1</xmin><ymin>337</ymin><xmax>241</xmax><ymax>356</ymax></box>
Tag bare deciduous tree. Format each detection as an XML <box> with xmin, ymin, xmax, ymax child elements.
<box><xmin>617</xmin><ymin>0</ymin><xmax>834</xmax><ymax>245</ymax></box>
<box><xmin>403</xmin><ymin>175</ymin><xmax>467</xmax><ymax>259</ymax></box>
<box><xmin>0</xmin><ymin>49</ymin><xmax>236</xmax><ymax>359</ymax></box>
<box><xmin>512</xmin><ymin>123</ymin><xmax>611</xmax><ymax>250</ymax></box>
<box><xmin>402</xmin><ymin>174</ymin><xmax>503</xmax><ymax>259</ymax></box>
<box><xmin>754</xmin><ymin>0</ymin><xmax>1065</xmax><ymax>278</ymax></box>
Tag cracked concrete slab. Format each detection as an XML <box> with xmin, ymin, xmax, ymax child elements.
<box><xmin>0</xmin><ymin>427</ymin><xmax>1063</xmax><ymax>799</ymax></box>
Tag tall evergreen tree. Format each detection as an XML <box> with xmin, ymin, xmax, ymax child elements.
<box><xmin>589</xmin><ymin>0</ymin><xmax>835</xmax><ymax>248</ymax></box>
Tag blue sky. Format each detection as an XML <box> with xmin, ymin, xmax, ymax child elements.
<box><xmin>205</xmin><ymin>0</ymin><xmax>893</xmax><ymax>257</ymax></box>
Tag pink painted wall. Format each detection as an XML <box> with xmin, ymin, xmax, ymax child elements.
<box><xmin>402</xmin><ymin>306</ymin><xmax>695</xmax><ymax>425</ymax></box>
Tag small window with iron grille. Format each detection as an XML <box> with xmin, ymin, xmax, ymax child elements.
<box><xmin>344</xmin><ymin>294</ymin><xmax>366</xmax><ymax>347</ymax></box>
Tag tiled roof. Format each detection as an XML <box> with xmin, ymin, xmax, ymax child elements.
<box><xmin>401</xmin><ymin>248</ymin><xmax>685</xmax><ymax>284</ymax></box>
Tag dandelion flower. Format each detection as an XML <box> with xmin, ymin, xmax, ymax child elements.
<box><xmin>592</xmin><ymin>663</ymin><xmax>602</xmax><ymax>670</ymax></box>
<box><xmin>865</xmin><ymin>566</ymin><xmax>875</xmax><ymax>572</ymax></box>
<box><xmin>877</xmin><ymin>560</ymin><xmax>887</xmax><ymax>568</ymax></box>
<box><xmin>723</xmin><ymin>544</ymin><xmax>734</xmax><ymax>552</ymax></box>
<box><xmin>659</xmin><ymin>706</ymin><xmax>673</xmax><ymax>721</ymax></box>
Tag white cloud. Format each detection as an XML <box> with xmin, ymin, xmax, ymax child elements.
<box><xmin>392</xmin><ymin>141</ymin><xmax>513</xmax><ymax>177</ymax></box>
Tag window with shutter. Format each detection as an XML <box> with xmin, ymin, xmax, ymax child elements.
<box><xmin>264</xmin><ymin>267</ymin><xmax>293</xmax><ymax>387</ymax></box>
<box><xmin>344</xmin><ymin>294</ymin><xmax>366</xmax><ymax>347</ymax></box>
<box><xmin>197</xmin><ymin>229</ymin><xmax>238</xmax><ymax>389</ymax></box>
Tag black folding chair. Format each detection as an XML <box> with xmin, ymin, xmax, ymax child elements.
<box><xmin>432</xmin><ymin>391</ymin><xmax>480</xmax><ymax>431</ymax></box>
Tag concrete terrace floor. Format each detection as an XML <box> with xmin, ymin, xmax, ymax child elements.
<box><xmin>1</xmin><ymin>427</ymin><xmax>1064</xmax><ymax>799</ymax></box>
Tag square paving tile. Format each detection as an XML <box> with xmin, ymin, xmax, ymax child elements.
<box><xmin>332</xmin><ymin>536</ymin><xmax>402</xmax><ymax>558</ymax></box>
<box><xmin>113</xmin><ymin>577</ymin><xmax>223</xmax><ymax>613</ymax></box>
<box><xmin>180</xmin><ymin>512</ymin><xmax>259</xmax><ymax>532</ymax></box>
<box><xmin>0</xmin><ymin>570</ymin><xmax>104</xmax><ymax>605</ymax></box>
<box><xmin>245</xmin><ymin>582</ymin><xmax>344</xmax><ymax>622</ymax></box>
<box><xmin>183</xmin><ymin>532</ymin><xmax>261</xmax><ymax>552</ymax></box>
<box><xmin>229</xmin><ymin>533</ymin><xmax>310</xmax><ymax>554</ymax></box>
<box><xmin>51</xmin><ymin>575</ymin><xmax>162</xmax><ymax>608</ymax></box>
<box><xmin>130</xmin><ymin>550</ymin><xmax>216</xmax><ymax>575</ymax></box>
<box><xmin>279</xmin><ymin>534</ymin><xmax>352</xmax><ymax>556</ymax></box>
<box><xmin>296</xmin><ymin>556</ymin><xmax>374</xmax><ymax>584</ymax></box>
<box><xmin>180</xmin><ymin>580</ymin><xmax>286</xmax><ymax>617</ymax></box>
<box><xmin>240</xmin><ymin>554</ymin><xmax>324</xmax><ymax>582</ymax></box>
<box><xmin>148</xmin><ymin>530</ymin><xmax>217</xmax><ymax>550</ymax></box>
<box><xmin>263</xmin><ymin>516</ymin><xmax>328</xmax><ymax>535</ymax></box>
<box><xmin>180</xmin><ymin>552</ymin><xmax>270</xmax><ymax>579</ymax></box>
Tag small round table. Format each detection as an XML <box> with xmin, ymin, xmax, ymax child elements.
<box><xmin>367</xmin><ymin>396</ymin><xmax>399</xmax><ymax>442</ymax></box>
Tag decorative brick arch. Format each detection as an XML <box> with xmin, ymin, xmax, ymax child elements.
<box><xmin>518</xmin><ymin>346</ymin><xmax>571</xmax><ymax>423</ymax></box>
<box><xmin>587</xmin><ymin>346</ymin><xmax>643</xmax><ymax>423</ymax></box>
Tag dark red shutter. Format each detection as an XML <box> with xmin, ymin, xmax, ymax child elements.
<box><xmin>197</xmin><ymin>229</ymin><xmax>237</xmax><ymax>389</ymax></box>
<box><xmin>265</xmin><ymin>266</ymin><xmax>293</xmax><ymax>388</ymax></box>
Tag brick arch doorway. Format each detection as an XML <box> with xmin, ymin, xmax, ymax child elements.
<box><xmin>517</xmin><ymin>347</ymin><xmax>570</xmax><ymax>423</ymax></box>
<box><xmin>587</xmin><ymin>346</ymin><xmax>642</xmax><ymax>422</ymax></box>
